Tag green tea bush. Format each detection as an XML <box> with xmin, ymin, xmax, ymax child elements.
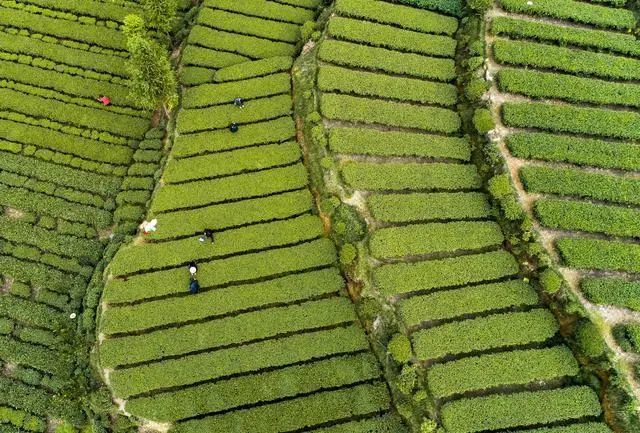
<box><xmin>583</xmin><ymin>278</ymin><xmax>640</xmax><ymax>311</ymax></box>
<box><xmin>369</xmin><ymin>192</ymin><xmax>491</xmax><ymax>223</ymax></box>
<box><xmin>341</xmin><ymin>161</ymin><xmax>479</xmax><ymax>191</ymax></box>
<box><xmin>506</xmin><ymin>132</ymin><xmax>640</xmax><ymax>171</ymax></box>
<box><xmin>520</xmin><ymin>166</ymin><xmax>640</xmax><ymax>206</ymax></box>
<box><xmin>336</xmin><ymin>0</ymin><xmax>459</xmax><ymax>35</ymax></box>
<box><xmin>540</xmin><ymin>268</ymin><xmax>564</xmax><ymax>294</ymax></box>
<box><xmin>109</xmin><ymin>326</ymin><xmax>368</xmax><ymax>397</ymax></box>
<box><xmin>318</xmin><ymin>65</ymin><xmax>458</xmax><ymax>106</ymax></box>
<box><xmin>399</xmin><ymin>280</ymin><xmax>537</xmax><ymax>327</ymax></box>
<box><xmin>387</xmin><ymin>334</ymin><xmax>412</xmax><ymax>363</ymax></box>
<box><xmin>428</xmin><ymin>347</ymin><xmax>579</xmax><ymax>399</ymax></box>
<box><xmin>322</xmin><ymin>94</ymin><xmax>461</xmax><ymax>133</ymax></box>
<box><xmin>472</xmin><ymin>108</ymin><xmax>494</xmax><ymax>134</ymax></box>
<box><xmin>576</xmin><ymin>321</ymin><xmax>607</xmax><ymax>358</ymax></box>
<box><xmin>557</xmin><ymin>238</ymin><xmax>640</xmax><ymax>273</ymax></box>
<box><xmin>494</xmin><ymin>39</ymin><xmax>640</xmax><ymax>81</ymax></box>
<box><xmin>375</xmin><ymin>250</ymin><xmax>519</xmax><ymax>295</ymax></box>
<box><xmin>412</xmin><ymin>309</ymin><xmax>558</xmax><ymax>361</ymax></box>
<box><xmin>535</xmin><ymin>198</ymin><xmax>640</xmax><ymax>238</ymax></box>
<box><xmin>318</xmin><ymin>40</ymin><xmax>456</xmax><ymax>82</ymax></box>
<box><xmin>441</xmin><ymin>386</ymin><xmax>602</xmax><ymax>432</ymax></box>
<box><xmin>498</xmin><ymin>0</ymin><xmax>635</xmax><ymax>29</ymax></box>
<box><xmin>498</xmin><ymin>68</ymin><xmax>640</xmax><ymax>107</ymax></box>
<box><xmin>327</xmin><ymin>17</ymin><xmax>457</xmax><ymax>58</ymax></box>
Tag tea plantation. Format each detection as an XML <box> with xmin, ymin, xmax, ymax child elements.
<box><xmin>485</xmin><ymin>0</ymin><xmax>640</xmax><ymax>403</ymax></box>
<box><xmin>0</xmin><ymin>0</ymin><xmax>638</xmax><ymax>432</ymax></box>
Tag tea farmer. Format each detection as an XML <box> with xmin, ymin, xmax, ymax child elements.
<box><xmin>189</xmin><ymin>277</ymin><xmax>200</xmax><ymax>294</ymax></box>
<box><xmin>229</xmin><ymin>122</ymin><xmax>239</xmax><ymax>133</ymax></box>
<box><xmin>199</xmin><ymin>228</ymin><xmax>215</xmax><ymax>243</ymax></box>
<box><xmin>188</xmin><ymin>261</ymin><xmax>198</xmax><ymax>277</ymax></box>
<box><xmin>234</xmin><ymin>97</ymin><xmax>245</xmax><ymax>108</ymax></box>
<box><xmin>98</xmin><ymin>95</ymin><xmax>111</xmax><ymax>106</ymax></box>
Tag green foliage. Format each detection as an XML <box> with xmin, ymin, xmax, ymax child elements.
<box><xmin>535</xmin><ymin>199</ymin><xmax>640</xmax><ymax>238</ymax></box>
<box><xmin>171</xmin><ymin>383</ymin><xmax>390</xmax><ymax>433</ymax></box>
<box><xmin>329</xmin><ymin>127</ymin><xmax>470</xmax><ymax>160</ymax></box>
<box><xmin>488</xmin><ymin>174</ymin><xmax>524</xmax><ymax>221</ymax></box>
<box><xmin>472</xmin><ymin>108</ymin><xmax>494</xmax><ymax>134</ymax></box>
<box><xmin>318</xmin><ymin>40</ymin><xmax>456</xmax><ymax>82</ymax></box>
<box><xmin>441</xmin><ymin>386</ymin><xmax>602</xmax><ymax>433</ymax></box>
<box><xmin>375</xmin><ymin>250</ymin><xmax>519</xmax><ymax>296</ymax></box>
<box><xmin>369</xmin><ymin>192</ymin><xmax>491</xmax><ymax>223</ymax></box>
<box><xmin>576</xmin><ymin>321</ymin><xmax>607</xmax><ymax>358</ymax></box>
<box><xmin>151</xmin><ymin>164</ymin><xmax>308</xmax><ymax>213</ymax></box>
<box><xmin>336</xmin><ymin>0</ymin><xmax>459</xmax><ymax>35</ymax></box>
<box><xmin>399</xmin><ymin>280</ymin><xmax>538</xmax><ymax>327</ymax></box>
<box><xmin>123</xmin><ymin>15</ymin><xmax>178</xmax><ymax>111</ymax></box>
<box><xmin>494</xmin><ymin>39</ymin><xmax>640</xmax><ymax>81</ymax></box>
<box><xmin>318</xmin><ymin>65</ymin><xmax>458</xmax><ymax>106</ymax></box>
<box><xmin>492</xmin><ymin>16</ymin><xmax>640</xmax><ymax>57</ymax></box>
<box><xmin>339</xmin><ymin>243</ymin><xmax>357</xmax><ymax>266</ymax></box>
<box><xmin>126</xmin><ymin>354</ymin><xmax>381</xmax><ymax>421</ymax></box>
<box><xmin>396</xmin><ymin>365</ymin><xmax>417</xmax><ymax>395</ymax></box>
<box><xmin>582</xmin><ymin>278</ymin><xmax>640</xmax><ymax>311</ymax></box>
<box><xmin>468</xmin><ymin>0</ymin><xmax>492</xmax><ymax>11</ymax></box>
<box><xmin>101</xmin><ymin>268</ymin><xmax>344</xmax><ymax>335</ymax></box>
<box><xmin>328</xmin><ymin>17</ymin><xmax>457</xmax><ymax>58</ymax></box>
<box><xmin>341</xmin><ymin>161</ymin><xmax>479</xmax><ymax>191</ymax></box>
<box><xmin>394</xmin><ymin>0</ymin><xmax>463</xmax><ymax>16</ymax></box>
<box><xmin>412</xmin><ymin>309</ymin><xmax>558</xmax><ymax>361</ymax></box>
<box><xmin>322</xmin><ymin>93</ymin><xmax>460</xmax><ymax>134</ymax></box>
<box><xmin>465</xmin><ymin>78</ymin><xmax>488</xmax><ymax>101</ymax></box>
<box><xmin>540</xmin><ymin>269</ymin><xmax>564</xmax><ymax>294</ymax></box>
<box><xmin>55</xmin><ymin>421</ymin><xmax>77</xmax><ymax>433</ymax></box>
<box><xmin>387</xmin><ymin>334</ymin><xmax>412</xmax><ymax>363</ymax></box>
<box><xmin>557</xmin><ymin>238</ymin><xmax>640</xmax><ymax>273</ymax></box>
<box><xmin>506</xmin><ymin>132</ymin><xmax>640</xmax><ymax>171</ymax></box>
<box><xmin>498</xmin><ymin>0</ymin><xmax>635</xmax><ymax>29</ymax></box>
<box><xmin>498</xmin><ymin>68</ymin><xmax>640</xmax><ymax>107</ymax></box>
<box><xmin>428</xmin><ymin>347</ymin><xmax>579</xmax><ymax>399</ymax></box>
<box><xmin>370</xmin><ymin>221</ymin><xmax>503</xmax><ymax>259</ymax></box>
<box><xmin>421</xmin><ymin>419</ymin><xmax>438</xmax><ymax>433</ymax></box>
<box><xmin>520</xmin><ymin>166</ymin><xmax>640</xmax><ymax>206</ymax></box>
<box><xmin>332</xmin><ymin>204</ymin><xmax>366</xmax><ymax>243</ymax></box>
<box><xmin>109</xmin><ymin>326</ymin><xmax>368</xmax><ymax>398</ymax></box>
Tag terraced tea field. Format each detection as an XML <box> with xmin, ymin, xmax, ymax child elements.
<box><xmin>312</xmin><ymin>0</ymin><xmax>617</xmax><ymax>431</ymax></box>
<box><xmin>0</xmin><ymin>0</ymin><xmax>639</xmax><ymax>432</ymax></box>
<box><xmin>0</xmin><ymin>0</ymin><xmax>169</xmax><ymax>430</ymax></box>
<box><xmin>98</xmin><ymin>1</ymin><xmax>405</xmax><ymax>432</ymax></box>
<box><xmin>484</xmin><ymin>0</ymin><xmax>640</xmax><ymax>397</ymax></box>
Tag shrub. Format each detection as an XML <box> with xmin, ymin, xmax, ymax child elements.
<box><xmin>388</xmin><ymin>333</ymin><xmax>412</xmax><ymax>363</ymax></box>
<box><xmin>332</xmin><ymin>204</ymin><xmax>366</xmax><ymax>243</ymax></box>
<box><xmin>339</xmin><ymin>243</ymin><xmax>357</xmax><ymax>266</ymax></box>
<box><xmin>468</xmin><ymin>0</ymin><xmax>492</xmax><ymax>11</ymax></box>
<box><xmin>396</xmin><ymin>364</ymin><xmax>417</xmax><ymax>394</ymax></box>
<box><xmin>472</xmin><ymin>108</ymin><xmax>494</xmax><ymax>134</ymax></box>
<box><xmin>540</xmin><ymin>269</ymin><xmax>563</xmax><ymax>294</ymax></box>
<box><xmin>576</xmin><ymin>321</ymin><xmax>607</xmax><ymax>358</ymax></box>
<box><xmin>465</xmin><ymin>79</ymin><xmax>488</xmax><ymax>101</ymax></box>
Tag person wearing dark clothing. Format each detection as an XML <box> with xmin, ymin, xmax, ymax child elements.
<box><xmin>189</xmin><ymin>277</ymin><xmax>200</xmax><ymax>294</ymax></box>
<box><xmin>234</xmin><ymin>97</ymin><xmax>245</xmax><ymax>108</ymax></box>
<box><xmin>229</xmin><ymin>122</ymin><xmax>239</xmax><ymax>133</ymax></box>
<box><xmin>199</xmin><ymin>228</ymin><xmax>215</xmax><ymax>243</ymax></box>
<box><xmin>188</xmin><ymin>261</ymin><xmax>198</xmax><ymax>277</ymax></box>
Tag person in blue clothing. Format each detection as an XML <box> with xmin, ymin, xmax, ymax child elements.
<box><xmin>229</xmin><ymin>122</ymin><xmax>239</xmax><ymax>133</ymax></box>
<box><xmin>234</xmin><ymin>97</ymin><xmax>245</xmax><ymax>108</ymax></box>
<box><xmin>189</xmin><ymin>276</ymin><xmax>200</xmax><ymax>294</ymax></box>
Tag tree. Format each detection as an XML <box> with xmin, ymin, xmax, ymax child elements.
<box><xmin>141</xmin><ymin>0</ymin><xmax>178</xmax><ymax>34</ymax></box>
<box><xmin>123</xmin><ymin>15</ymin><xmax>178</xmax><ymax>115</ymax></box>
